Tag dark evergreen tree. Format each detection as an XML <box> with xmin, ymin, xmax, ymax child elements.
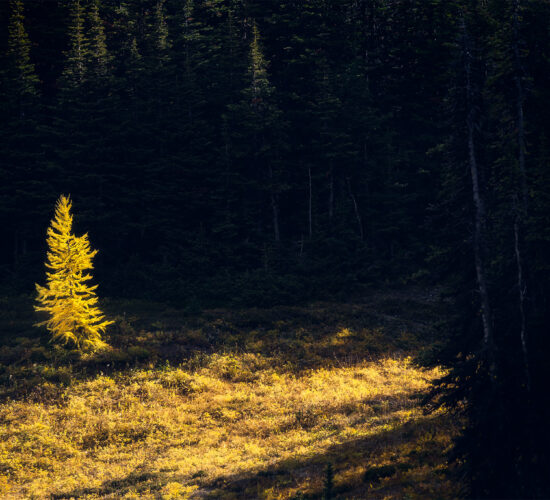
<box><xmin>0</xmin><ymin>0</ymin><xmax>45</xmax><ymax>285</ymax></box>
<box><xmin>427</xmin><ymin>1</ymin><xmax>550</xmax><ymax>497</ymax></box>
<box><xmin>226</xmin><ymin>22</ymin><xmax>286</xmax><ymax>247</ymax></box>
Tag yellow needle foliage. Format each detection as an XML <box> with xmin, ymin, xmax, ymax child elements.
<box><xmin>35</xmin><ymin>195</ymin><xmax>112</xmax><ymax>350</ymax></box>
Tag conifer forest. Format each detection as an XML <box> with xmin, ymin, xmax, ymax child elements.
<box><xmin>1</xmin><ymin>0</ymin><xmax>550</xmax><ymax>498</ymax></box>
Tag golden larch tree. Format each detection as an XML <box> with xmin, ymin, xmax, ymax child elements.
<box><xmin>35</xmin><ymin>195</ymin><xmax>112</xmax><ymax>349</ymax></box>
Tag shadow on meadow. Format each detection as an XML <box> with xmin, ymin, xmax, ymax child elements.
<box><xmin>49</xmin><ymin>412</ymin><xmax>457</xmax><ymax>500</ymax></box>
<box><xmin>0</xmin><ymin>287</ymin><xmax>446</xmax><ymax>404</ymax></box>
<box><xmin>202</xmin><ymin>414</ymin><xmax>457</xmax><ymax>500</ymax></box>
<box><xmin>0</xmin><ymin>288</ymin><xmax>458</xmax><ymax>499</ymax></box>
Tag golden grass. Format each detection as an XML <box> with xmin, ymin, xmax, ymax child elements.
<box><xmin>0</xmin><ymin>294</ymin><xmax>458</xmax><ymax>499</ymax></box>
<box><xmin>0</xmin><ymin>352</ymin><xmax>456</xmax><ymax>499</ymax></box>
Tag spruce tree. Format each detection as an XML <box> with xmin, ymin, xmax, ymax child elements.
<box><xmin>0</xmin><ymin>0</ymin><xmax>45</xmax><ymax>281</ymax></box>
<box><xmin>2</xmin><ymin>0</ymin><xmax>38</xmax><ymax>109</ymax></box>
<box><xmin>82</xmin><ymin>0</ymin><xmax>117</xmax><ymax>227</ymax></box>
<box><xmin>226</xmin><ymin>22</ymin><xmax>286</xmax><ymax>245</ymax></box>
<box><xmin>60</xmin><ymin>0</ymin><xmax>87</xmax><ymax>89</ymax></box>
<box><xmin>52</xmin><ymin>0</ymin><xmax>117</xmax><ymax>239</ymax></box>
<box><xmin>322</xmin><ymin>462</ymin><xmax>334</xmax><ymax>500</ymax></box>
<box><xmin>35</xmin><ymin>195</ymin><xmax>112</xmax><ymax>350</ymax></box>
<box><xmin>426</xmin><ymin>2</ymin><xmax>550</xmax><ymax>497</ymax></box>
<box><xmin>51</xmin><ymin>0</ymin><xmax>89</xmax><ymax>200</ymax></box>
<box><xmin>87</xmin><ymin>0</ymin><xmax>111</xmax><ymax>80</ymax></box>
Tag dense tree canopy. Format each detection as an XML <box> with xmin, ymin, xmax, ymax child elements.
<box><xmin>0</xmin><ymin>0</ymin><xmax>455</xmax><ymax>303</ymax></box>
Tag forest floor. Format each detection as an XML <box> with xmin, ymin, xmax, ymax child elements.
<box><xmin>0</xmin><ymin>288</ymin><xmax>460</xmax><ymax>499</ymax></box>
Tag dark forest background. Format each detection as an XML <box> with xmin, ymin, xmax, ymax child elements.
<box><xmin>2</xmin><ymin>0</ymin><xmax>550</xmax><ymax>498</ymax></box>
<box><xmin>1</xmin><ymin>0</ymin><xmax>462</xmax><ymax>305</ymax></box>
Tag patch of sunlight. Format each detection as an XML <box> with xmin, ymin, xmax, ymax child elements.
<box><xmin>0</xmin><ymin>351</ymin><xmax>453</xmax><ymax>499</ymax></box>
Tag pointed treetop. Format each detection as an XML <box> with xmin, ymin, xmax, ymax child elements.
<box><xmin>153</xmin><ymin>0</ymin><xmax>170</xmax><ymax>57</ymax></box>
<box><xmin>49</xmin><ymin>194</ymin><xmax>73</xmax><ymax>237</ymax></box>
<box><xmin>5</xmin><ymin>0</ymin><xmax>39</xmax><ymax>100</ymax></box>
<box><xmin>87</xmin><ymin>0</ymin><xmax>112</xmax><ymax>79</ymax></box>
<box><xmin>61</xmin><ymin>0</ymin><xmax>88</xmax><ymax>88</ymax></box>
<box><xmin>247</xmin><ymin>21</ymin><xmax>274</xmax><ymax>106</ymax></box>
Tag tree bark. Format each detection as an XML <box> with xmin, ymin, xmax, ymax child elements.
<box><xmin>271</xmin><ymin>193</ymin><xmax>280</xmax><ymax>243</ymax></box>
<box><xmin>13</xmin><ymin>229</ymin><xmax>19</xmax><ymax>271</ymax></box>
<box><xmin>308</xmin><ymin>166</ymin><xmax>313</xmax><ymax>239</ymax></box>
<box><xmin>462</xmin><ymin>15</ymin><xmax>494</xmax><ymax>351</ymax></box>
<box><xmin>347</xmin><ymin>177</ymin><xmax>364</xmax><ymax>241</ymax></box>
<box><xmin>328</xmin><ymin>166</ymin><xmax>334</xmax><ymax>221</ymax></box>
<box><xmin>268</xmin><ymin>165</ymin><xmax>280</xmax><ymax>242</ymax></box>
<box><xmin>512</xmin><ymin>0</ymin><xmax>530</xmax><ymax>389</ymax></box>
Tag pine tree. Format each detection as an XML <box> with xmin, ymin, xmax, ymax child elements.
<box><xmin>322</xmin><ymin>462</ymin><xmax>334</xmax><ymax>500</ymax></box>
<box><xmin>61</xmin><ymin>0</ymin><xmax>87</xmax><ymax>89</ymax></box>
<box><xmin>226</xmin><ymin>22</ymin><xmax>286</xmax><ymax>244</ymax></box>
<box><xmin>87</xmin><ymin>0</ymin><xmax>111</xmax><ymax>80</ymax></box>
<box><xmin>50</xmin><ymin>0</ymin><xmax>118</xmax><ymax>240</ymax></box>
<box><xmin>0</xmin><ymin>0</ymin><xmax>46</xmax><ymax>282</ymax></box>
<box><xmin>51</xmin><ymin>0</ymin><xmax>89</xmax><ymax>199</ymax></box>
<box><xmin>426</xmin><ymin>2</ymin><xmax>550</xmax><ymax>497</ymax></box>
<box><xmin>2</xmin><ymin>0</ymin><xmax>39</xmax><ymax>110</ymax></box>
<box><xmin>35</xmin><ymin>195</ymin><xmax>112</xmax><ymax>350</ymax></box>
<box><xmin>82</xmin><ymin>0</ymin><xmax>118</xmax><ymax>227</ymax></box>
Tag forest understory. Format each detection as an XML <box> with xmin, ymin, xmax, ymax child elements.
<box><xmin>0</xmin><ymin>288</ymin><xmax>459</xmax><ymax>499</ymax></box>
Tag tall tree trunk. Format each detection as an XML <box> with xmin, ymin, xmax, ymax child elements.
<box><xmin>514</xmin><ymin>217</ymin><xmax>529</xmax><ymax>388</ymax></box>
<box><xmin>270</xmin><ymin>192</ymin><xmax>280</xmax><ymax>243</ymax></box>
<box><xmin>462</xmin><ymin>16</ymin><xmax>494</xmax><ymax>351</ymax></box>
<box><xmin>268</xmin><ymin>165</ymin><xmax>280</xmax><ymax>242</ymax></box>
<box><xmin>308</xmin><ymin>166</ymin><xmax>313</xmax><ymax>239</ymax></box>
<box><xmin>328</xmin><ymin>166</ymin><xmax>334</xmax><ymax>221</ymax></box>
<box><xmin>346</xmin><ymin>177</ymin><xmax>364</xmax><ymax>241</ymax></box>
<box><xmin>13</xmin><ymin>229</ymin><xmax>19</xmax><ymax>271</ymax></box>
<box><xmin>512</xmin><ymin>0</ymin><xmax>530</xmax><ymax>389</ymax></box>
<box><xmin>513</xmin><ymin>0</ymin><xmax>528</xmax><ymax>209</ymax></box>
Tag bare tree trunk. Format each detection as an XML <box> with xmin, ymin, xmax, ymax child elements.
<box><xmin>271</xmin><ymin>193</ymin><xmax>280</xmax><ymax>243</ymax></box>
<box><xmin>308</xmin><ymin>166</ymin><xmax>313</xmax><ymax>239</ymax></box>
<box><xmin>268</xmin><ymin>165</ymin><xmax>280</xmax><ymax>242</ymax></box>
<box><xmin>514</xmin><ymin>218</ymin><xmax>530</xmax><ymax>388</ymax></box>
<box><xmin>346</xmin><ymin>177</ymin><xmax>364</xmax><ymax>241</ymax></box>
<box><xmin>13</xmin><ymin>229</ymin><xmax>19</xmax><ymax>271</ymax></box>
<box><xmin>512</xmin><ymin>0</ymin><xmax>530</xmax><ymax>390</ymax></box>
<box><xmin>328</xmin><ymin>166</ymin><xmax>334</xmax><ymax>221</ymax></box>
<box><xmin>513</xmin><ymin>0</ymin><xmax>528</xmax><ymax>209</ymax></box>
<box><xmin>462</xmin><ymin>16</ymin><xmax>494</xmax><ymax>351</ymax></box>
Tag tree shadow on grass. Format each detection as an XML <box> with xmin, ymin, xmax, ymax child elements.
<box><xmin>49</xmin><ymin>411</ymin><xmax>457</xmax><ymax>500</ymax></box>
<box><xmin>50</xmin><ymin>471</ymin><xmax>161</xmax><ymax>499</ymax></box>
<box><xmin>197</xmin><ymin>412</ymin><xmax>457</xmax><ymax>500</ymax></box>
<box><xmin>0</xmin><ymin>291</ymin><xmax>445</xmax><ymax>404</ymax></box>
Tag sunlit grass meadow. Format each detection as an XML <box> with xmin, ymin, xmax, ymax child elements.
<box><xmin>0</xmin><ymin>291</ymin><xmax>459</xmax><ymax>499</ymax></box>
